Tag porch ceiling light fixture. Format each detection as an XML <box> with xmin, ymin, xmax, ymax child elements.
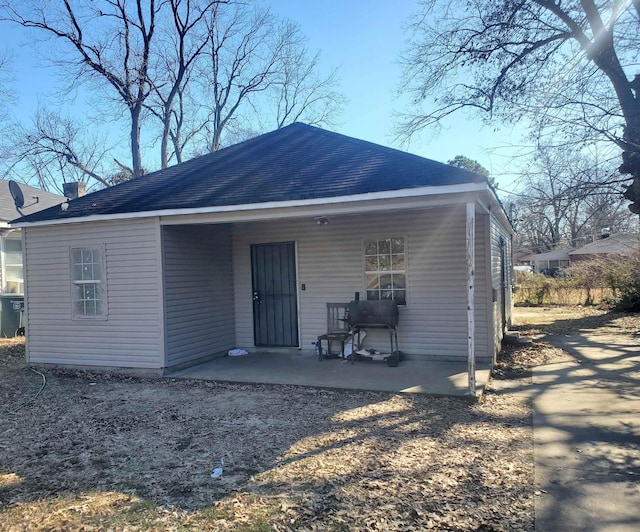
<box><xmin>314</xmin><ymin>216</ymin><xmax>330</xmax><ymax>225</ymax></box>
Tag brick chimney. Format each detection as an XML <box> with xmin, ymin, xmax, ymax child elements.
<box><xmin>63</xmin><ymin>182</ymin><xmax>87</xmax><ymax>200</ymax></box>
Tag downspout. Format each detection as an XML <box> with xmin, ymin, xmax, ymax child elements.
<box><xmin>466</xmin><ymin>201</ymin><xmax>476</xmax><ymax>396</ymax></box>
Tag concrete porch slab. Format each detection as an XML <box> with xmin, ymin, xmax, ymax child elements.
<box><xmin>167</xmin><ymin>351</ymin><xmax>492</xmax><ymax>398</ymax></box>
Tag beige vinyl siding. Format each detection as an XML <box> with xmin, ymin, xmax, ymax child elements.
<box><xmin>232</xmin><ymin>205</ymin><xmax>491</xmax><ymax>360</ymax></box>
<box><xmin>474</xmin><ymin>210</ymin><xmax>490</xmax><ymax>361</ymax></box>
<box><xmin>162</xmin><ymin>225</ymin><xmax>235</xmax><ymax>368</ymax></box>
<box><xmin>0</xmin><ymin>236</ymin><xmax>4</xmax><ymax>292</ymax></box>
<box><xmin>24</xmin><ymin>218</ymin><xmax>164</xmax><ymax>368</ymax></box>
<box><xmin>490</xmin><ymin>213</ymin><xmax>513</xmax><ymax>356</ymax></box>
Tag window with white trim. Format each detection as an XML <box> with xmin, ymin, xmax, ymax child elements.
<box><xmin>364</xmin><ymin>237</ymin><xmax>406</xmax><ymax>305</ymax></box>
<box><xmin>4</xmin><ymin>238</ymin><xmax>23</xmax><ymax>293</ymax></box>
<box><xmin>71</xmin><ymin>247</ymin><xmax>106</xmax><ymax>318</ymax></box>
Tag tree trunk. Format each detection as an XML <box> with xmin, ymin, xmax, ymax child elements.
<box><xmin>131</xmin><ymin>106</ymin><xmax>144</xmax><ymax>177</ymax></box>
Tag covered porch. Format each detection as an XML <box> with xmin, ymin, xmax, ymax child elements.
<box><xmin>166</xmin><ymin>351</ymin><xmax>492</xmax><ymax>398</ymax></box>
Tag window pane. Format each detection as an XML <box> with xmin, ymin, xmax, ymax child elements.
<box><xmin>378</xmin><ymin>254</ymin><xmax>391</xmax><ymax>271</ymax></box>
<box><xmin>5</xmin><ymin>240</ymin><xmax>22</xmax><ymax>267</ymax></box>
<box><xmin>381</xmin><ymin>290</ymin><xmax>393</xmax><ymax>300</ymax></box>
<box><xmin>77</xmin><ymin>284</ymin><xmax>88</xmax><ymax>300</ymax></box>
<box><xmin>378</xmin><ymin>239</ymin><xmax>391</xmax><ymax>254</ymax></box>
<box><xmin>394</xmin><ymin>290</ymin><xmax>406</xmax><ymax>305</ymax></box>
<box><xmin>92</xmin><ymin>261</ymin><xmax>101</xmax><ymax>280</ymax></box>
<box><xmin>5</xmin><ymin>252</ymin><xmax>22</xmax><ymax>266</ymax></box>
<box><xmin>391</xmin><ymin>238</ymin><xmax>404</xmax><ymax>253</ymax></box>
<box><xmin>85</xmin><ymin>284</ymin><xmax>97</xmax><ymax>300</ymax></box>
<box><xmin>364</xmin><ymin>241</ymin><xmax>377</xmax><ymax>255</ymax></box>
<box><xmin>392</xmin><ymin>254</ymin><xmax>404</xmax><ymax>270</ymax></box>
<box><xmin>380</xmin><ymin>274</ymin><xmax>392</xmax><ymax>289</ymax></box>
<box><xmin>366</xmin><ymin>290</ymin><xmax>379</xmax><ymax>300</ymax></box>
<box><xmin>365</xmin><ymin>256</ymin><xmax>378</xmax><ymax>271</ymax></box>
<box><xmin>392</xmin><ymin>274</ymin><xmax>405</xmax><ymax>289</ymax></box>
<box><xmin>5</xmin><ymin>266</ymin><xmax>22</xmax><ymax>282</ymax></box>
<box><xmin>5</xmin><ymin>239</ymin><xmax>22</xmax><ymax>253</ymax></box>
<box><xmin>366</xmin><ymin>274</ymin><xmax>379</xmax><ymax>290</ymax></box>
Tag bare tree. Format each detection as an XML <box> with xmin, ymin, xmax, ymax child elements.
<box><xmin>0</xmin><ymin>1</ymin><xmax>345</xmax><ymax>185</ymax></box>
<box><xmin>146</xmin><ymin>0</ymin><xmax>220</xmax><ymax>168</ymax></box>
<box><xmin>1</xmin><ymin>0</ymin><xmax>161</xmax><ymax>177</ymax></box>
<box><xmin>0</xmin><ymin>48</ymin><xmax>13</xmax><ymax>122</ymax></box>
<box><xmin>3</xmin><ymin>108</ymin><xmax>111</xmax><ymax>191</ymax></box>
<box><xmin>270</xmin><ymin>30</ymin><xmax>346</xmax><ymax>129</ymax></box>
<box><xmin>192</xmin><ymin>3</ymin><xmax>345</xmax><ymax>152</ymax></box>
<box><xmin>400</xmin><ymin>1</ymin><xmax>640</xmax><ymax>212</ymax></box>
<box><xmin>193</xmin><ymin>2</ymin><xmax>285</xmax><ymax>152</ymax></box>
<box><xmin>510</xmin><ymin>146</ymin><xmax>636</xmax><ymax>252</ymax></box>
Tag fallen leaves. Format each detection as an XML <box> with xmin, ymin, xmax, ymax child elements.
<box><xmin>0</xmin><ymin>309</ymin><xmax>575</xmax><ymax>532</ymax></box>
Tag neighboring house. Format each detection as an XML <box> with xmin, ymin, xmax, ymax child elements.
<box><xmin>12</xmin><ymin>123</ymin><xmax>513</xmax><ymax>373</ymax></box>
<box><xmin>570</xmin><ymin>233</ymin><xmax>639</xmax><ymax>263</ymax></box>
<box><xmin>519</xmin><ymin>249</ymin><xmax>573</xmax><ymax>276</ymax></box>
<box><xmin>513</xmin><ymin>249</ymin><xmax>534</xmax><ymax>265</ymax></box>
<box><xmin>0</xmin><ymin>180</ymin><xmax>65</xmax><ymax>294</ymax></box>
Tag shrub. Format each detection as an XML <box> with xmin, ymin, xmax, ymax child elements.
<box><xmin>514</xmin><ymin>252</ymin><xmax>640</xmax><ymax>308</ymax></box>
<box><xmin>613</xmin><ymin>257</ymin><xmax>640</xmax><ymax>311</ymax></box>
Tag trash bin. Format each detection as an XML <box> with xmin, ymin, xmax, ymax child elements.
<box><xmin>0</xmin><ymin>295</ymin><xmax>24</xmax><ymax>338</ymax></box>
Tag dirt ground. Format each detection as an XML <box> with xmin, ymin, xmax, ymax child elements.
<box><xmin>0</xmin><ymin>307</ymin><xmax>637</xmax><ymax>531</ymax></box>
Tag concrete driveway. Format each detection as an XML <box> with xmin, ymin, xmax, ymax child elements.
<box><xmin>533</xmin><ymin>332</ymin><xmax>640</xmax><ymax>531</ymax></box>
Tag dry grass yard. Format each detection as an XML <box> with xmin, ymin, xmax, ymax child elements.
<box><xmin>1</xmin><ymin>307</ymin><xmax>637</xmax><ymax>531</ymax></box>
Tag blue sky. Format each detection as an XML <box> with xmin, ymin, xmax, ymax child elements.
<box><xmin>268</xmin><ymin>0</ymin><xmax>524</xmax><ymax>189</ymax></box>
<box><xmin>2</xmin><ymin>0</ymin><xmax>523</xmax><ymax>191</ymax></box>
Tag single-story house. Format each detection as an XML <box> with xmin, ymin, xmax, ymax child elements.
<box><xmin>0</xmin><ymin>179</ymin><xmax>66</xmax><ymax>294</ymax></box>
<box><xmin>570</xmin><ymin>232</ymin><xmax>639</xmax><ymax>263</ymax></box>
<box><xmin>519</xmin><ymin>248</ymin><xmax>573</xmax><ymax>276</ymax></box>
<box><xmin>13</xmin><ymin>123</ymin><xmax>513</xmax><ymax>379</ymax></box>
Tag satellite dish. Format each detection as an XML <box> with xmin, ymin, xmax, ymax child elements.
<box><xmin>8</xmin><ymin>180</ymin><xmax>39</xmax><ymax>216</ymax></box>
<box><xmin>8</xmin><ymin>180</ymin><xmax>25</xmax><ymax>209</ymax></box>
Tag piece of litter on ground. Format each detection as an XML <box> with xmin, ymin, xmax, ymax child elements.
<box><xmin>211</xmin><ymin>458</ymin><xmax>224</xmax><ymax>478</ymax></box>
<box><xmin>228</xmin><ymin>348</ymin><xmax>248</xmax><ymax>356</ymax></box>
<box><xmin>89</xmin><ymin>383</ymin><xmax>97</xmax><ymax>386</ymax></box>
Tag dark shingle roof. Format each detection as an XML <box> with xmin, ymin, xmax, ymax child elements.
<box><xmin>1</xmin><ymin>180</ymin><xmax>66</xmax><ymax>223</ymax></box>
<box><xmin>15</xmin><ymin>123</ymin><xmax>487</xmax><ymax>224</ymax></box>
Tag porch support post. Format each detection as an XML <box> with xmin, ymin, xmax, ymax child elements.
<box><xmin>466</xmin><ymin>201</ymin><xmax>476</xmax><ymax>396</ymax></box>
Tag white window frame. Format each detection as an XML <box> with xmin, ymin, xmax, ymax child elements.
<box><xmin>3</xmin><ymin>236</ymin><xmax>23</xmax><ymax>294</ymax></box>
<box><xmin>70</xmin><ymin>246</ymin><xmax>107</xmax><ymax>319</ymax></box>
<box><xmin>363</xmin><ymin>236</ymin><xmax>407</xmax><ymax>305</ymax></box>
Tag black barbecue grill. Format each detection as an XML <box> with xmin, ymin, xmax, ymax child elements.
<box><xmin>346</xmin><ymin>300</ymin><xmax>400</xmax><ymax>367</ymax></box>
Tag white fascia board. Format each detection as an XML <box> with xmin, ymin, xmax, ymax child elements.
<box><xmin>13</xmin><ymin>182</ymin><xmax>489</xmax><ymax>228</ymax></box>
